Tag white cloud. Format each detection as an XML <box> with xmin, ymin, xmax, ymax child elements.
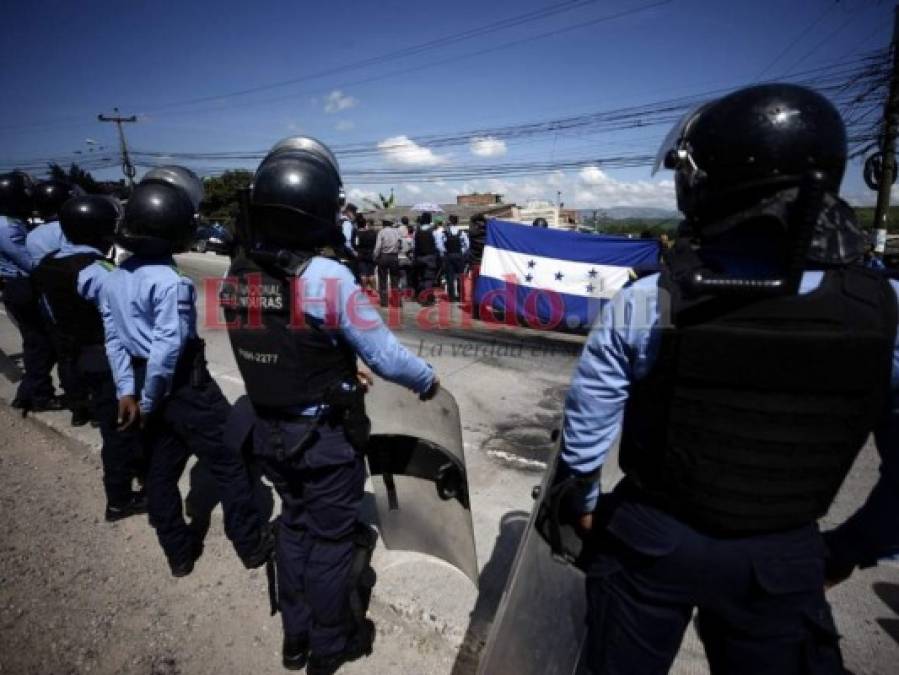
<box><xmin>350</xmin><ymin>168</ymin><xmax>675</xmax><ymax>210</ymax></box>
<box><xmin>579</xmin><ymin>165</ymin><xmax>608</xmax><ymax>185</ymax></box>
<box><xmin>574</xmin><ymin>165</ymin><xmax>675</xmax><ymax>208</ymax></box>
<box><xmin>469</xmin><ymin>136</ymin><xmax>507</xmax><ymax>158</ymax></box>
<box><xmin>324</xmin><ymin>90</ymin><xmax>358</xmax><ymax>114</ymax></box>
<box><xmin>335</xmin><ymin>119</ymin><xmax>355</xmax><ymax>132</ymax></box>
<box><xmin>377</xmin><ymin>135</ymin><xmax>448</xmax><ymax>167</ymax></box>
<box><xmin>347</xmin><ymin>187</ymin><xmax>378</xmax><ymax>204</ymax></box>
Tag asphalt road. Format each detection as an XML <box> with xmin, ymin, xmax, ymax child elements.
<box><xmin>0</xmin><ymin>251</ymin><xmax>897</xmax><ymax>673</ymax></box>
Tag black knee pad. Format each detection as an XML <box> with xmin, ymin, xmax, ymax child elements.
<box><xmin>348</xmin><ymin>523</ymin><xmax>379</xmax><ymax>627</ymax></box>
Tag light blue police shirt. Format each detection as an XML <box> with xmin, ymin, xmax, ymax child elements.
<box><xmin>25</xmin><ymin>221</ymin><xmax>67</xmax><ymax>266</ymax></box>
<box><xmin>0</xmin><ymin>216</ymin><xmax>32</xmax><ymax>277</ymax></box>
<box><xmin>99</xmin><ymin>256</ymin><xmax>197</xmax><ymax>415</ymax></box>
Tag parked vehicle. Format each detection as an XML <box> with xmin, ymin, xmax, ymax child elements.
<box><xmin>193</xmin><ymin>222</ymin><xmax>232</xmax><ymax>254</ymax></box>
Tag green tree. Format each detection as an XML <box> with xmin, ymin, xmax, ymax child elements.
<box><xmin>363</xmin><ymin>189</ymin><xmax>396</xmax><ymax>211</ymax></box>
<box><xmin>199</xmin><ymin>170</ymin><xmax>254</xmax><ymax>225</ymax></box>
<box><xmin>47</xmin><ymin>162</ymin><xmax>105</xmax><ymax>194</ymax></box>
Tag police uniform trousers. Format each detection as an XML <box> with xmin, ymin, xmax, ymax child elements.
<box><xmin>584</xmin><ymin>481</ymin><xmax>844</xmax><ymax>675</ymax></box>
<box><xmin>48</xmin><ymin>328</ymin><xmax>89</xmax><ymax>413</ymax></box>
<box><xmin>252</xmin><ymin>414</ymin><xmax>366</xmax><ymax>657</ymax></box>
<box><xmin>414</xmin><ymin>254</ymin><xmax>437</xmax><ymax>301</ymax></box>
<box><xmin>77</xmin><ymin>344</ymin><xmax>145</xmax><ymax>507</ymax></box>
<box><xmin>443</xmin><ymin>252</ymin><xmax>466</xmax><ymax>302</ymax></box>
<box><xmin>133</xmin><ymin>352</ymin><xmax>263</xmax><ymax>566</ymax></box>
<box><xmin>376</xmin><ymin>253</ymin><xmax>400</xmax><ymax>307</ymax></box>
<box><xmin>2</xmin><ymin>276</ymin><xmax>57</xmax><ymax>403</ymax></box>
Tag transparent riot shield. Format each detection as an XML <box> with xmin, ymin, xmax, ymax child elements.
<box><xmin>477</xmin><ymin>434</ymin><xmax>623</xmax><ymax>675</ymax></box>
<box><xmin>364</xmin><ymin>379</ymin><xmax>478</xmax><ymax>585</ymax></box>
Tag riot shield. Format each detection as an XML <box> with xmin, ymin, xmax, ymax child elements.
<box><xmin>477</xmin><ymin>438</ymin><xmax>622</xmax><ymax>675</ymax></box>
<box><xmin>364</xmin><ymin>379</ymin><xmax>479</xmax><ymax>585</ymax></box>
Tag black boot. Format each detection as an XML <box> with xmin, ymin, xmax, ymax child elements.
<box><xmin>283</xmin><ymin>634</ymin><xmax>310</xmax><ymax>671</ymax></box>
<box><xmin>307</xmin><ymin>620</ymin><xmax>375</xmax><ymax>675</ymax></box>
<box><xmin>29</xmin><ymin>396</ymin><xmax>66</xmax><ymax>412</ymax></box>
<box><xmin>70</xmin><ymin>406</ymin><xmax>91</xmax><ymax>427</ymax></box>
<box><xmin>105</xmin><ymin>491</ymin><xmax>148</xmax><ymax>522</ymax></box>
<box><xmin>169</xmin><ymin>536</ymin><xmax>203</xmax><ymax>578</ymax></box>
<box><xmin>240</xmin><ymin>525</ymin><xmax>275</xmax><ymax>570</ymax></box>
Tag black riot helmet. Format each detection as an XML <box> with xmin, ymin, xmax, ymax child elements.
<box><xmin>33</xmin><ymin>180</ymin><xmax>85</xmax><ymax>221</ymax></box>
<box><xmin>59</xmin><ymin>195</ymin><xmax>122</xmax><ymax>251</ymax></box>
<box><xmin>0</xmin><ymin>171</ymin><xmax>34</xmax><ymax>219</ymax></box>
<box><xmin>249</xmin><ymin>146</ymin><xmax>343</xmax><ymax>251</ymax></box>
<box><xmin>267</xmin><ymin>135</ymin><xmax>345</xmax><ymax>207</ymax></box>
<box><xmin>141</xmin><ymin>165</ymin><xmax>204</xmax><ymax>211</ymax></box>
<box><xmin>654</xmin><ymin>84</ymin><xmax>848</xmax><ymax>221</ymax></box>
<box><xmin>117</xmin><ymin>181</ymin><xmax>197</xmax><ymax>256</ymax></box>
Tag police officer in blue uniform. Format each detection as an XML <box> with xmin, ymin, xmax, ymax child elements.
<box><xmin>436</xmin><ymin>214</ymin><xmax>469</xmax><ymax>302</ymax></box>
<box><xmin>0</xmin><ymin>171</ymin><xmax>64</xmax><ymax>412</ymax></box>
<box><xmin>28</xmin><ymin>179</ymin><xmax>91</xmax><ymax>424</ymax></box>
<box><xmin>560</xmin><ymin>84</ymin><xmax>899</xmax><ymax>674</ymax></box>
<box><xmin>26</xmin><ymin>180</ymin><xmax>81</xmax><ymax>266</ymax></box>
<box><xmin>221</xmin><ymin>137</ymin><xmax>440</xmax><ymax>674</ymax></box>
<box><xmin>31</xmin><ymin>194</ymin><xmax>147</xmax><ymax>520</ymax></box>
<box><xmin>100</xmin><ymin>177</ymin><xmax>272</xmax><ymax>576</ymax></box>
<box><xmin>412</xmin><ymin>212</ymin><xmax>439</xmax><ymax>304</ymax></box>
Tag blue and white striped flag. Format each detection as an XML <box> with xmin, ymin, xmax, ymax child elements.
<box><xmin>474</xmin><ymin>219</ymin><xmax>660</xmax><ymax>330</ymax></box>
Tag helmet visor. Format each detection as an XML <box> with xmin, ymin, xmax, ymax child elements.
<box><xmin>652</xmin><ymin>103</ymin><xmax>708</xmax><ymax>176</ymax></box>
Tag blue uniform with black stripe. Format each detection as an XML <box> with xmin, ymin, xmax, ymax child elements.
<box><xmin>99</xmin><ymin>255</ymin><xmax>266</xmax><ymax>569</ymax></box>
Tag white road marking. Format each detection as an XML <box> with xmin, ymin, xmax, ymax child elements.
<box><xmin>486</xmin><ymin>449</ymin><xmax>547</xmax><ymax>470</ymax></box>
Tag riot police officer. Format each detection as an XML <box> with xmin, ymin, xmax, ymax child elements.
<box><xmin>28</xmin><ymin>179</ymin><xmax>91</xmax><ymax>424</ymax></box>
<box><xmin>412</xmin><ymin>212</ymin><xmax>439</xmax><ymax>304</ymax></box>
<box><xmin>221</xmin><ymin>137</ymin><xmax>439</xmax><ymax>674</ymax></box>
<box><xmin>560</xmin><ymin>84</ymin><xmax>898</xmax><ymax>674</ymax></box>
<box><xmin>27</xmin><ymin>179</ymin><xmax>82</xmax><ymax>265</ymax></box>
<box><xmin>31</xmin><ymin>194</ymin><xmax>147</xmax><ymax>519</ymax></box>
<box><xmin>100</xmin><ymin>174</ymin><xmax>272</xmax><ymax>576</ymax></box>
<box><xmin>0</xmin><ymin>171</ymin><xmax>64</xmax><ymax>412</ymax></box>
<box><xmin>436</xmin><ymin>214</ymin><xmax>469</xmax><ymax>302</ymax></box>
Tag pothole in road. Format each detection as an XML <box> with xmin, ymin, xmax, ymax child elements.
<box><xmin>481</xmin><ymin>384</ymin><xmax>567</xmax><ymax>472</ymax></box>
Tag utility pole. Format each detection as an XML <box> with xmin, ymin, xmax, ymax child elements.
<box><xmin>98</xmin><ymin>107</ymin><xmax>138</xmax><ymax>188</ymax></box>
<box><xmin>873</xmin><ymin>5</ymin><xmax>899</xmax><ymax>254</ymax></box>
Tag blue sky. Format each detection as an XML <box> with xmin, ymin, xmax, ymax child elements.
<box><xmin>0</xmin><ymin>0</ymin><xmax>892</xmax><ymax>209</ymax></box>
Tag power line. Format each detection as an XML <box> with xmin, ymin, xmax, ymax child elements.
<box><xmin>133</xmin><ymin>0</ymin><xmax>609</xmax><ymax>113</ymax></box>
<box><xmin>754</xmin><ymin>0</ymin><xmax>840</xmax><ymax>81</ymax></box>
<box><xmin>135</xmin><ymin>0</ymin><xmax>675</xmax><ymax>123</ymax></box>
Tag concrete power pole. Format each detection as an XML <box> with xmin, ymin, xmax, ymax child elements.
<box><xmin>98</xmin><ymin>108</ymin><xmax>138</xmax><ymax>189</ymax></box>
<box><xmin>873</xmin><ymin>5</ymin><xmax>899</xmax><ymax>253</ymax></box>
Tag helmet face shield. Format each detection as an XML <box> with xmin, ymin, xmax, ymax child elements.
<box><xmin>652</xmin><ymin>103</ymin><xmax>709</xmax><ymax>176</ymax></box>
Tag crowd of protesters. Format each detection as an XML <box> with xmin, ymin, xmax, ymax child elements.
<box><xmin>338</xmin><ymin>203</ymin><xmax>488</xmax><ymax>310</ymax></box>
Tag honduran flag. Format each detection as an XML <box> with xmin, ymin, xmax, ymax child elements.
<box><xmin>474</xmin><ymin>219</ymin><xmax>660</xmax><ymax>330</ymax></box>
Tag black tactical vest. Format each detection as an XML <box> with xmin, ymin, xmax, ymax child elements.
<box><xmin>356</xmin><ymin>229</ymin><xmax>377</xmax><ymax>260</ymax></box>
<box><xmin>222</xmin><ymin>254</ymin><xmax>358</xmax><ymax>410</ymax></box>
<box><xmin>619</xmin><ymin>264</ymin><xmax>897</xmax><ymax>536</ymax></box>
<box><xmin>31</xmin><ymin>253</ymin><xmax>107</xmax><ymax>349</ymax></box>
<box><xmin>444</xmin><ymin>230</ymin><xmax>462</xmax><ymax>255</ymax></box>
<box><xmin>414</xmin><ymin>229</ymin><xmax>437</xmax><ymax>256</ymax></box>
